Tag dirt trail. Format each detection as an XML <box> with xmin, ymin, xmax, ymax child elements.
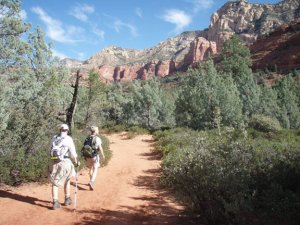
<box><xmin>0</xmin><ymin>132</ymin><xmax>193</xmax><ymax>225</ymax></box>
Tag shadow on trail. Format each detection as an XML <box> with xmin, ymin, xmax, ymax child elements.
<box><xmin>73</xmin><ymin>207</ymin><xmax>199</xmax><ymax>225</ymax></box>
<box><xmin>0</xmin><ymin>190</ymin><xmax>51</xmax><ymax>209</ymax></box>
<box><xmin>139</xmin><ymin>150</ymin><xmax>162</xmax><ymax>161</ymax></box>
<box><xmin>73</xmin><ymin>150</ymin><xmax>199</xmax><ymax>225</ymax></box>
<box><xmin>70</xmin><ymin>181</ymin><xmax>89</xmax><ymax>191</ymax></box>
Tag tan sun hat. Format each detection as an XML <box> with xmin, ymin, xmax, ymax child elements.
<box><xmin>90</xmin><ymin>126</ymin><xmax>99</xmax><ymax>134</ymax></box>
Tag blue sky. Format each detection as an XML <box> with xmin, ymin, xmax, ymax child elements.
<box><xmin>21</xmin><ymin>0</ymin><xmax>280</xmax><ymax>60</ymax></box>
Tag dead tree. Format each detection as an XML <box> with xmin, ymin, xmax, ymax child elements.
<box><xmin>66</xmin><ymin>69</ymin><xmax>81</xmax><ymax>135</ymax></box>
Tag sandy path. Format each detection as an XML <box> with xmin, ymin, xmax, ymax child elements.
<box><xmin>0</xmin><ymin>132</ymin><xmax>193</xmax><ymax>225</ymax></box>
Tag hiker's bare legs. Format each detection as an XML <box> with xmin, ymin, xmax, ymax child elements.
<box><xmin>64</xmin><ymin>179</ymin><xmax>71</xmax><ymax>197</ymax></box>
<box><xmin>52</xmin><ymin>185</ymin><xmax>59</xmax><ymax>201</ymax></box>
<box><xmin>90</xmin><ymin>164</ymin><xmax>98</xmax><ymax>183</ymax></box>
<box><xmin>89</xmin><ymin>167</ymin><xmax>93</xmax><ymax>180</ymax></box>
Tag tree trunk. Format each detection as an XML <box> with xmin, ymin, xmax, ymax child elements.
<box><xmin>66</xmin><ymin>70</ymin><xmax>81</xmax><ymax>135</ymax></box>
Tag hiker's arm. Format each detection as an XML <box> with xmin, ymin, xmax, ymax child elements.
<box><xmin>74</xmin><ymin>157</ymin><xmax>80</xmax><ymax>167</ymax></box>
<box><xmin>99</xmin><ymin>145</ymin><xmax>105</xmax><ymax>159</ymax></box>
<box><xmin>69</xmin><ymin>137</ymin><xmax>80</xmax><ymax>166</ymax></box>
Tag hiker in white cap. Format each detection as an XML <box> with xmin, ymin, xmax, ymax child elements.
<box><xmin>49</xmin><ymin>124</ymin><xmax>80</xmax><ymax>210</ymax></box>
<box><xmin>81</xmin><ymin>126</ymin><xmax>105</xmax><ymax>190</ymax></box>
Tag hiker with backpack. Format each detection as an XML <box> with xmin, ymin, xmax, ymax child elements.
<box><xmin>81</xmin><ymin>126</ymin><xmax>105</xmax><ymax>190</ymax></box>
<box><xmin>49</xmin><ymin>124</ymin><xmax>80</xmax><ymax>210</ymax></box>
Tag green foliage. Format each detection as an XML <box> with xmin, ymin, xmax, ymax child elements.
<box><xmin>156</xmin><ymin>128</ymin><xmax>300</xmax><ymax>225</ymax></box>
<box><xmin>219</xmin><ymin>35</ymin><xmax>252</xmax><ymax>76</ymax></box>
<box><xmin>0</xmin><ymin>136</ymin><xmax>50</xmax><ymax>185</ymax></box>
<box><xmin>0</xmin><ymin>0</ymin><xmax>31</xmax><ymax>73</ymax></box>
<box><xmin>126</xmin><ymin>126</ymin><xmax>149</xmax><ymax>139</ymax></box>
<box><xmin>219</xmin><ymin>35</ymin><xmax>260</xmax><ymax>118</ymax></box>
<box><xmin>131</xmin><ymin>78</ymin><xmax>165</xmax><ymax>129</ymax></box>
<box><xmin>106</xmin><ymin>82</ymin><xmax>135</xmax><ymax>126</ymax></box>
<box><xmin>274</xmin><ymin>75</ymin><xmax>300</xmax><ymax>129</ymax></box>
<box><xmin>0</xmin><ymin>0</ymin><xmax>74</xmax><ymax>185</ymax></box>
<box><xmin>75</xmin><ymin>70</ymin><xmax>107</xmax><ymax>126</ymax></box>
<box><xmin>175</xmin><ymin>60</ymin><xmax>244</xmax><ymax>129</ymax></box>
<box><xmin>257</xmin><ymin>84</ymin><xmax>281</xmax><ymax>119</ymax></box>
<box><xmin>99</xmin><ymin>78</ymin><xmax>176</xmax><ymax>130</ymax></box>
<box><xmin>249</xmin><ymin>114</ymin><xmax>282</xmax><ymax>133</ymax></box>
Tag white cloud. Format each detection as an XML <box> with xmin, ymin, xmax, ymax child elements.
<box><xmin>113</xmin><ymin>19</ymin><xmax>138</xmax><ymax>37</ymax></box>
<box><xmin>20</xmin><ymin>10</ymin><xmax>27</xmax><ymax>20</ymax></box>
<box><xmin>52</xmin><ymin>49</ymin><xmax>68</xmax><ymax>59</ymax></box>
<box><xmin>69</xmin><ymin>4</ymin><xmax>94</xmax><ymax>22</ymax></box>
<box><xmin>163</xmin><ymin>9</ymin><xmax>192</xmax><ymax>32</ymax></box>
<box><xmin>135</xmin><ymin>7</ymin><xmax>142</xmax><ymax>18</ymax></box>
<box><xmin>92</xmin><ymin>26</ymin><xmax>105</xmax><ymax>40</ymax></box>
<box><xmin>191</xmin><ymin>0</ymin><xmax>214</xmax><ymax>12</ymax></box>
<box><xmin>31</xmin><ymin>6</ymin><xmax>83</xmax><ymax>44</ymax></box>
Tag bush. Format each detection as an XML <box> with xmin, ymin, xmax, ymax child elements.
<box><xmin>249</xmin><ymin>114</ymin><xmax>282</xmax><ymax>133</ymax></box>
<box><xmin>126</xmin><ymin>126</ymin><xmax>149</xmax><ymax>139</ymax></box>
<box><xmin>0</xmin><ymin>144</ymin><xmax>49</xmax><ymax>185</ymax></box>
<box><xmin>157</xmin><ymin>128</ymin><xmax>300</xmax><ymax>225</ymax></box>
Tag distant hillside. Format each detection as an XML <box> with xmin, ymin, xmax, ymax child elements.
<box><xmin>62</xmin><ymin>0</ymin><xmax>300</xmax><ymax>81</ymax></box>
<box><xmin>251</xmin><ymin>18</ymin><xmax>300</xmax><ymax>73</ymax></box>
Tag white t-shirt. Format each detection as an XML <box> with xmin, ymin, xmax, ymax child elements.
<box><xmin>91</xmin><ymin>135</ymin><xmax>102</xmax><ymax>150</ymax></box>
<box><xmin>50</xmin><ymin>133</ymin><xmax>77</xmax><ymax>161</ymax></box>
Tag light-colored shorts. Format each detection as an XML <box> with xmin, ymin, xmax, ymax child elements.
<box><xmin>49</xmin><ymin>160</ymin><xmax>75</xmax><ymax>187</ymax></box>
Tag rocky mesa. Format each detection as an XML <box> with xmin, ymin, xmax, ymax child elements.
<box><xmin>62</xmin><ymin>0</ymin><xmax>300</xmax><ymax>81</ymax></box>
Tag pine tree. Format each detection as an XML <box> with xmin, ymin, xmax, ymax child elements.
<box><xmin>175</xmin><ymin>60</ymin><xmax>243</xmax><ymax>129</ymax></box>
<box><xmin>219</xmin><ymin>35</ymin><xmax>260</xmax><ymax>120</ymax></box>
<box><xmin>83</xmin><ymin>70</ymin><xmax>106</xmax><ymax>124</ymax></box>
<box><xmin>131</xmin><ymin>78</ymin><xmax>165</xmax><ymax>129</ymax></box>
<box><xmin>0</xmin><ymin>0</ymin><xmax>69</xmax><ymax>184</ymax></box>
<box><xmin>275</xmin><ymin>75</ymin><xmax>300</xmax><ymax>129</ymax></box>
<box><xmin>0</xmin><ymin>0</ymin><xmax>30</xmax><ymax>134</ymax></box>
<box><xmin>0</xmin><ymin>0</ymin><xmax>31</xmax><ymax>74</ymax></box>
<box><xmin>257</xmin><ymin>85</ymin><xmax>281</xmax><ymax>119</ymax></box>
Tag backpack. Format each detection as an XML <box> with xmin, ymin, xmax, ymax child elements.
<box><xmin>81</xmin><ymin>135</ymin><xmax>97</xmax><ymax>158</ymax></box>
<box><xmin>50</xmin><ymin>135</ymin><xmax>66</xmax><ymax>160</ymax></box>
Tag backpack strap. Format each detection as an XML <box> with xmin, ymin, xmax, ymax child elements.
<box><xmin>92</xmin><ymin>136</ymin><xmax>97</xmax><ymax>150</ymax></box>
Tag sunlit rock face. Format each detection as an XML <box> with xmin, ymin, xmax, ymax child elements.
<box><xmin>61</xmin><ymin>0</ymin><xmax>300</xmax><ymax>81</ymax></box>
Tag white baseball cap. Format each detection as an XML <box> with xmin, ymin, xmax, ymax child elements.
<box><xmin>90</xmin><ymin>126</ymin><xmax>99</xmax><ymax>134</ymax></box>
<box><xmin>60</xmin><ymin>124</ymin><xmax>69</xmax><ymax>130</ymax></box>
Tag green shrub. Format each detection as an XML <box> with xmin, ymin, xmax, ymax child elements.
<box><xmin>0</xmin><ymin>145</ymin><xmax>49</xmax><ymax>185</ymax></box>
<box><xmin>157</xmin><ymin>128</ymin><xmax>300</xmax><ymax>225</ymax></box>
<box><xmin>126</xmin><ymin>126</ymin><xmax>149</xmax><ymax>139</ymax></box>
<box><xmin>249</xmin><ymin>114</ymin><xmax>282</xmax><ymax>133</ymax></box>
<box><xmin>103</xmin><ymin>124</ymin><xmax>128</xmax><ymax>134</ymax></box>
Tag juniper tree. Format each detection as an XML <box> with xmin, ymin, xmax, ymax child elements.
<box><xmin>83</xmin><ymin>70</ymin><xmax>106</xmax><ymax>124</ymax></box>
<box><xmin>0</xmin><ymin>0</ymin><xmax>68</xmax><ymax>184</ymax></box>
<box><xmin>103</xmin><ymin>82</ymin><xmax>131</xmax><ymax>126</ymax></box>
<box><xmin>274</xmin><ymin>75</ymin><xmax>300</xmax><ymax>129</ymax></box>
<box><xmin>219</xmin><ymin>35</ymin><xmax>260</xmax><ymax>120</ymax></box>
<box><xmin>0</xmin><ymin>0</ymin><xmax>31</xmax><ymax>74</ymax></box>
<box><xmin>0</xmin><ymin>0</ymin><xmax>30</xmax><ymax>135</ymax></box>
<box><xmin>131</xmin><ymin>78</ymin><xmax>165</xmax><ymax>129</ymax></box>
<box><xmin>257</xmin><ymin>85</ymin><xmax>281</xmax><ymax>119</ymax></box>
<box><xmin>175</xmin><ymin>60</ymin><xmax>243</xmax><ymax>130</ymax></box>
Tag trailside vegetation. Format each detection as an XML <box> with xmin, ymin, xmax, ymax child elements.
<box><xmin>0</xmin><ymin>1</ymin><xmax>299</xmax><ymax>224</ymax></box>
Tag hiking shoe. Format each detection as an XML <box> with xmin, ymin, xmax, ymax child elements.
<box><xmin>89</xmin><ymin>181</ymin><xmax>94</xmax><ymax>190</ymax></box>
<box><xmin>52</xmin><ymin>200</ymin><xmax>61</xmax><ymax>210</ymax></box>
<box><xmin>64</xmin><ymin>197</ymin><xmax>72</xmax><ymax>206</ymax></box>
